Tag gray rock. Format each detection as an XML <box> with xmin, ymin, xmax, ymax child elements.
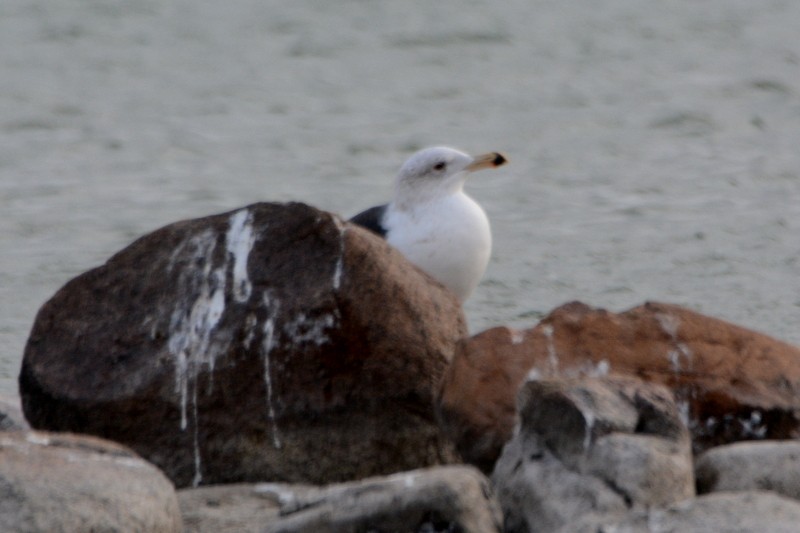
<box><xmin>262</xmin><ymin>465</ymin><xmax>503</xmax><ymax>533</ymax></box>
<box><xmin>492</xmin><ymin>375</ymin><xmax>694</xmax><ymax>533</ymax></box>
<box><xmin>178</xmin><ymin>466</ymin><xmax>501</xmax><ymax>533</ymax></box>
<box><xmin>563</xmin><ymin>491</ymin><xmax>800</xmax><ymax>533</ymax></box>
<box><xmin>493</xmin><ymin>436</ymin><xmax>629</xmax><ymax>533</ymax></box>
<box><xmin>696</xmin><ymin>440</ymin><xmax>800</xmax><ymax>499</ymax></box>
<box><xmin>20</xmin><ymin>202</ymin><xmax>465</xmax><ymax>488</ymax></box>
<box><xmin>0</xmin><ymin>430</ymin><xmax>182</xmax><ymax>533</ymax></box>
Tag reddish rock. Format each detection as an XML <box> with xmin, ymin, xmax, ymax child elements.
<box><xmin>21</xmin><ymin>202</ymin><xmax>465</xmax><ymax>488</ymax></box>
<box><xmin>438</xmin><ymin>301</ymin><xmax>800</xmax><ymax>471</ymax></box>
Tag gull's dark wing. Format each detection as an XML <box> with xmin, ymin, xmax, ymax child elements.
<box><xmin>349</xmin><ymin>204</ymin><xmax>389</xmax><ymax>238</ymax></box>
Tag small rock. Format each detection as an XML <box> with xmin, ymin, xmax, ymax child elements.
<box><xmin>20</xmin><ymin>202</ymin><xmax>465</xmax><ymax>488</ymax></box>
<box><xmin>564</xmin><ymin>491</ymin><xmax>800</xmax><ymax>533</ymax></box>
<box><xmin>492</xmin><ymin>375</ymin><xmax>693</xmax><ymax>533</ymax></box>
<box><xmin>263</xmin><ymin>465</ymin><xmax>503</xmax><ymax>533</ymax></box>
<box><xmin>439</xmin><ymin>301</ymin><xmax>800</xmax><ymax>470</ymax></box>
<box><xmin>0</xmin><ymin>430</ymin><xmax>182</xmax><ymax>533</ymax></box>
<box><xmin>696</xmin><ymin>440</ymin><xmax>800</xmax><ymax>499</ymax></box>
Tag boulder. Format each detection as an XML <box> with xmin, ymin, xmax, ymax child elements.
<box><xmin>492</xmin><ymin>375</ymin><xmax>693</xmax><ymax>533</ymax></box>
<box><xmin>696</xmin><ymin>440</ymin><xmax>800</xmax><ymax>499</ymax></box>
<box><xmin>20</xmin><ymin>202</ymin><xmax>466</xmax><ymax>488</ymax></box>
<box><xmin>439</xmin><ymin>301</ymin><xmax>800</xmax><ymax>469</ymax></box>
<box><xmin>563</xmin><ymin>491</ymin><xmax>800</xmax><ymax>533</ymax></box>
<box><xmin>0</xmin><ymin>430</ymin><xmax>182</xmax><ymax>533</ymax></box>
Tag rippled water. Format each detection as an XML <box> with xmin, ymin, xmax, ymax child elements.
<box><xmin>2</xmin><ymin>0</ymin><xmax>800</xmax><ymax>395</ymax></box>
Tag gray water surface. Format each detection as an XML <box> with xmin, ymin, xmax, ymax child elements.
<box><xmin>2</xmin><ymin>0</ymin><xmax>800</xmax><ymax>395</ymax></box>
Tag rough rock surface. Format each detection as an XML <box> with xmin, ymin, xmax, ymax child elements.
<box><xmin>439</xmin><ymin>301</ymin><xmax>800</xmax><ymax>469</ymax></box>
<box><xmin>20</xmin><ymin>202</ymin><xmax>466</xmax><ymax>488</ymax></box>
<box><xmin>179</xmin><ymin>466</ymin><xmax>500</xmax><ymax>532</ymax></box>
<box><xmin>696</xmin><ymin>440</ymin><xmax>800</xmax><ymax>499</ymax></box>
<box><xmin>492</xmin><ymin>375</ymin><xmax>693</xmax><ymax>533</ymax></box>
<box><xmin>179</xmin><ymin>483</ymin><xmax>282</xmax><ymax>532</ymax></box>
<box><xmin>262</xmin><ymin>465</ymin><xmax>502</xmax><ymax>533</ymax></box>
<box><xmin>563</xmin><ymin>491</ymin><xmax>800</xmax><ymax>533</ymax></box>
<box><xmin>0</xmin><ymin>430</ymin><xmax>182</xmax><ymax>533</ymax></box>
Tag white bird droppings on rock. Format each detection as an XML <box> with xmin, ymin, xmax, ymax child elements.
<box><xmin>542</xmin><ymin>324</ymin><xmax>559</xmax><ymax>372</ymax></box>
<box><xmin>261</xmin><ymin>290</ymin><xmax>282</xmax><ymax>449</ymax></box>
<box><xmin>226</xmin><ymin>209</ymin><xmax>256</xmax><ymax>303</ymax></box>
<box><xmin>656</xmin><ymin>312</ymin><xmax>693</xmax><ymax>373</ymax></box>
<box><xmin>331</xmin><ymin>215</ymin><xmax>347</xmax><ymax>291</ymax></box>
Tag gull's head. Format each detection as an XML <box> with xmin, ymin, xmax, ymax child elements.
<box><xmin>393</xmin><ymin>146</ymin><xmax>507</xmax><ymax>205</ymax></box>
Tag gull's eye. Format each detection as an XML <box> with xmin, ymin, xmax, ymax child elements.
<box><xmin>433</xmin><ymin>161</ymin><xmax>447</xmax><ymax>171</ymax></box>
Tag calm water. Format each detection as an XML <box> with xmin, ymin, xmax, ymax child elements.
<box><xmin>2</xmin><ymin>0</ymin><xmax>800</xmax><ymax>395</ymax></box>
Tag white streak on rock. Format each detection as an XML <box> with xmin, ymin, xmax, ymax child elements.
<box><xmin>174</xmin><ymin>350</ymin><xmax>189</xmax><ymax>429</ymax></box>
<box><xmin>226</xmin><ymin>209</ymin><xmax>256</xmax><ymax>303</ymax></box>
<box><xmin>242</xmin><ymin>313</ymin><xmax>258</xmax><ymax>350</ymax></box>
<box><xmin>192</xmin><ymin>378</ymin><xmax>202</xmax><ymax>487</ymax></box>
<box><xmin>510</xmin><ymin>329</ymin><xmax>525</xmax><ymax>345</ymax></box>
<box><xmin>667</xmin><ymin>350</ymin><xmax>681</xmax><ymax>373</ymax></box>
<box><xmin>542</xmin><ymin>324</ymin><xmax>558</xmax><ymax>372</ymax></box>
<box><xmin>582</xmin><ymin>409</ymin><xmax>595</xmax><ymax>451</ymax></box>
<box><xmin>261</xmin><ymin>291</ymin><xmax>282</xmax><ymax>449</ymax></box>
<box><xmin>656</xmin><ymin>313</ymin><xmax>693</xmax><ymax>373</ymax></box>
<box><xmin>332</xmin><ymin>216</ymin><xmax>346</xmax><ymax>291</ymax></box>
<box><xmin>676</xmin><ymin>398</ymin><xmax>690</xmax><ymax>427</ymax></box>
<box><xmin>169</xmin><ymin>261</ymin><xmax>227</xmax><ymax>405</ymax></box>
<box><xmin>165</xmin><ymin>229</ymin><xmax>230</xmax><ymax>487</ymax></box>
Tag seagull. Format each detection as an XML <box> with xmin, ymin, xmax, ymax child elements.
<box><xmin>349</xmin><ymin>146</ymin><xmax>507</xmax><ymax>302</ymax></box>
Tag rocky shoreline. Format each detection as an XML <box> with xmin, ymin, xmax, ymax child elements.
<box><xmin>6</xmin><ymin>202</ymin><xmax>800</xmax><ymax>532</ymax></box>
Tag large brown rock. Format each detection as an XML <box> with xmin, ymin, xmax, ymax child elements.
<box><xmin>439</xmin><ymin>301</ymin><xmax>800</xmax><ymax>470</ymax></box>
<box><xmin>20</xmin><ymin>202</ymin><xmax>466</xmax><ymax>488</ymax></box>
<box><xmin>0</xmin><ymin>430</ymin><xmax>182</xmax><ymax>533</ymax></box>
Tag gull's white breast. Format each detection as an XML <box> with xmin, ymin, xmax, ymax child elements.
<box><xmin>385</xmin><ymin>191</ymin><xmax>491</xmax><ymax>302</ymax></box>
